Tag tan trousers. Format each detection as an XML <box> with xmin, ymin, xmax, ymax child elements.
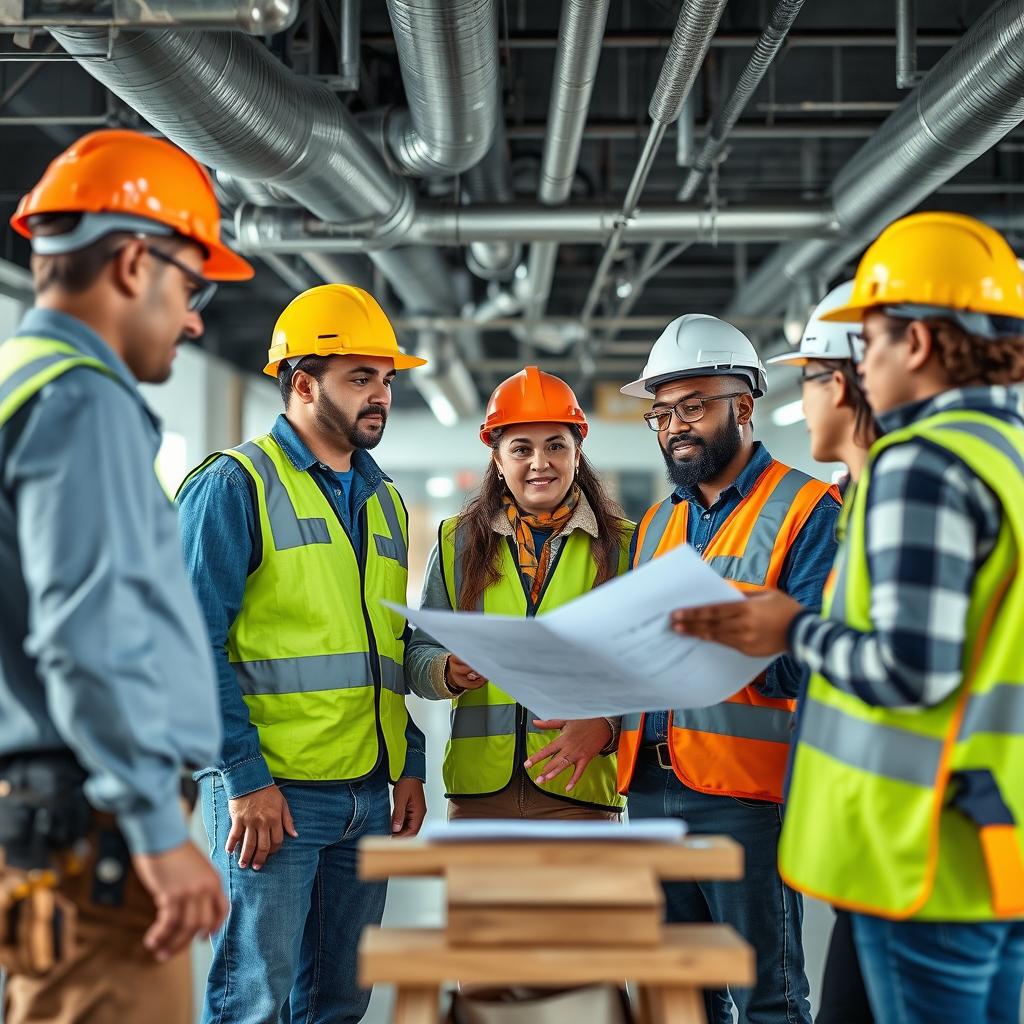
<box><xmin>2</xmin><ymin>816</ymin><xmax>191</xmax><ymax>1024</ymax></box>
<box><xmin>448</xmin><ymin>770</ymin><xmax>620</xmax><ymax>821</ymax></box>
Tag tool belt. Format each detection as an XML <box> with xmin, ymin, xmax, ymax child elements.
<box><xmin>0</xmin><ymin>751</ymin><xmax>90</xmax><ymax>977</ymax></box>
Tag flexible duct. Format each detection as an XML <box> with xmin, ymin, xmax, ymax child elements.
<box><xmin>727</xmin><ymin>0</ymin><xmax>1024</xmax><ymax>320</ymax></box>
<box><xmin>4</xmin><ymin>0</ymin><xmax>298</xmax><ymax>33</ymax></box>
<box><xmin>383</xmin><ymin>0</ymin><xmax>499</xmax><ymax>177</ymax></box>
<box><xmin>679</xmin><ymin>0</ymin><xmax>806</xmax><ymax>201</ymax></box>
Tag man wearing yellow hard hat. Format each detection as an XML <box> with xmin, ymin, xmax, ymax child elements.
<box><xmin>0</xmin><ymin>129</ymin><xmax>252</xmax><ymax>1022</ymax></box>
<box><xmin>177</xmin><ymin>284</ymin><xmax>428</xmax><ymax>1023</ymax></box>
<box><xmin>671</xmin><ymin>211</ymin><xmax>1024</xmax><ymax>1022</ymax></box>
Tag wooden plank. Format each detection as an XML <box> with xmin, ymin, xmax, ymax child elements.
<box><xmin>447</xmin><ymin>905</ymin><xmax>660</xmax><ymax>947</ymax></box>
<box><xmin>359</xmin><ymin>836</ymin><xmax>743</xmax><ymax>882</ymax></box>
<box><xmin>447</xmin><ymin>865</ymin><xmax>661</xmax><ymax>908</ymax></box>
<box><xmin>360</xmin><ymin>924</ymin><xmax>755</xmax><ymax>987</ymax></box>
<box><xmin>638</xmin><ymin>985</ymin><xmax>707</xmax><ymax>1024</ymax></box>
<box><xmin>392</xmin><ymin>985</ymin><xmax>441</xmax><ymax>1024</ymax></box>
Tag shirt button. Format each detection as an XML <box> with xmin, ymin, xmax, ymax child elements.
<box><xmin>695</xmin><ymin>544</ymin><xmax>703</xmax><ymax>552</ymax></box>
<box><xmin>335</xmin><ymin>489</ymin><xmax>342</xmax><ymax>496</ymax></box>
<box><xmin>702</xmin><ymin>513</ymin><xmax>710</xmax><ymax>521</ymax></box>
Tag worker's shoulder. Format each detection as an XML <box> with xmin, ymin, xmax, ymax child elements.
<box><xmin>177</xmin><ymin>448</ymin><xmax>254</xmax><ymax>500</ymax></box>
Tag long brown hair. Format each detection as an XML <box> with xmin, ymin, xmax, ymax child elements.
<box><xmin>455</xmin><ymin>424</ymin><xmax>628</xmax><ymax>611</ymax></box>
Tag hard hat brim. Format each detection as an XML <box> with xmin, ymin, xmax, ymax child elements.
<box><xmin>620</xmin><ymin>376</ymin><xmax>656</xmax><ymax>398</ymax></box>
<box><xmin>480</xmin><ymin>414</ymin><xmax>589</xmax><ymax>446</ymax></box>
<box><xmin>818</xmin><ymin>301</ymin><xmax>872</xmax><ymax>324</ymax></box>
<box><xmin>202</xmin><ymin>239</ymin><xmax>256</xmax><ymax>281</ymax></box>
<box><xmin>262</xmin><ymin>348</ymin><xmax>428</xmax><ymax>378</ymax></box>
<box><xmin>765</xmin><ymin>352</ymin><xmax>811</xmax><ymax>367</ymax></box>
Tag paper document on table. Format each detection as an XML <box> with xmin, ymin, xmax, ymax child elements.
<box><xmin>389</xmin><ymin>544</ymin><xmax>770</xmax><ymax>720</ymax></box>
<box><xmin>420</xmin><ymin>819</ymin><xmax>687</xmax><ymax>843</ymax></box>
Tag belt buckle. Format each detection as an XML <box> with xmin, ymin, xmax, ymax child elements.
<box><xmin>655</xmin><ymin>742</ymin><xmax>673</xmax><ymax>771</ymax></box>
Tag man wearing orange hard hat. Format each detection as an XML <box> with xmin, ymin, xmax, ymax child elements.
<box><xmin>0</xmin><ymin>129</ymin><xmax>252</xmax><ymax>1022</ymax></box>
<box><xmin>177</xmin><ymin>283</ymin><xmax>428</xmax><ymax>1024</ymax></box>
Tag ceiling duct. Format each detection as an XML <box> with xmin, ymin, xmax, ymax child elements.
<box><xmin>727</xmin><ymin>0</ymin><xmax>1024</xmax><ymax>321</ymax></box>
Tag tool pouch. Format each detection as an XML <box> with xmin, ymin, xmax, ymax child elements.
<box><xmin>0</xmin><ymin>868</ymin><xmax>77</xmax><ymax>977</ymax></box>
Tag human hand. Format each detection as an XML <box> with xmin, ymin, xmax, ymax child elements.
<box><xmin>446</xmin><ymin>655</ymin><xmax>488</xmax><ymax>692</ymax></box>
<box><xmin>524</xmin><ymin>718</ymin><xmax>613</xmax><ymax>793</ymax></box>
<box><xmin>391</xmin><ymin>778</ymin><xmax>427</xmax><ymax>838</ymax></box>
<box><xmin>669</xmin><ymin>590</ymin><xmax>805</xmax><ymax>657</ymax></box>
<box><xmin>226</xmin><ymin>784</ymin><xmax>298</xmax><ymax>870</ymax></box>
<box><xmin>132</xmin><ymin>841</ymin><xmax>228</xmax><ymax>962</ymax></box>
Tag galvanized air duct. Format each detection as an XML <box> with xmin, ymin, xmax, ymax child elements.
<box><xmin>727</xmin><ymin>0</ymin><xmax>1024</xmax><ymax>321</ymax></box>
<box><xmin>579</xmin><ymin>0</ymin><xmax>730</xmax><ymax>324</ymax></box>
<box><xmin>383</xmin><ymin>0</ymin><xmax>499</xmax><ymax>177</ymax></box>
<box><xmin>3</xmin><ymin>1</ymin><xmax>298</xmax><ymax>33</ymax></box>
<box><xmin>678</xmin><ymin>0</ymin><xmax>806</xmax><ymax>201</ymax></box>
<box><xmin>519</xmin><ymin>0</ymin><xmax>611</xmax><ymax>324</ymax></box>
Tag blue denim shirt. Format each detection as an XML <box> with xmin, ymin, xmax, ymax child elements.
<box><xmin>177</xmin><ymin>413</ymin><xmax>425</xmax><ymax>798</ymax></box>
<box><xmin>0</xmin><ymin>309</ymin><xmax>221</xmax><ymax>855</ymax></box>
<box><xmin>635</xmin><ymin>441</ymin><xmax>840</xmax><ymax>744</ymax></box>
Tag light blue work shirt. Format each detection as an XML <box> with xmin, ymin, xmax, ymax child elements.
<box><xmin>0</xmin><ymin>308</ymin><xmax>221</xmax><ymax>855</ymax></box>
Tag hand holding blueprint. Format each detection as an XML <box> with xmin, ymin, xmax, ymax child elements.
<box><xmin>390</xmin><ymin>544</ymin><xmax>771</xmax><ymax>719</ymax></box>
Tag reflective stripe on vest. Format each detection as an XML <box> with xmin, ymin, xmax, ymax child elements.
<box><xmin>186</xmin><ymin>433</ymin><xmax>410</xmax><ymax>784</ymax></box>
<box><xmin>618</xmin><ymin>459</ymin><xmax>837</xmax><ymax>802</ymax></box>
<box><xmin>780</xmin><ymin>410</ymin><xmax>1024</xmax><ymax>921</ymax></box>
<box><xmin>439</xmin><ymin>514</ymin><xmax>630</xmax><ymax>811</ymax></box>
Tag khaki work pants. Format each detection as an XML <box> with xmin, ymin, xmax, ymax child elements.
<box><xmin>1</xmin><ymin>816</ymin><xmax>191</xmax><ymax>1024</ymax></box>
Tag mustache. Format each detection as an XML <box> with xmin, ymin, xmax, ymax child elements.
<box><xmin>668</xmin><ymin>434</ymin><xmax>704</xmax><ymax>453</ymax></box>
<box><xmin>358</xmin><ymin>404</ymin><xmax>388</xmax><ymax>422</ymax></box>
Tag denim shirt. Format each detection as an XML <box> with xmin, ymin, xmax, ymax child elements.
<box><xmin>0</xmin><ymin>308</ymin><xmax>221</xmax><ymax>855</ymax></box>
<box><xmin>177</xmin><ymin>413</ymin><xmax>425</xmax><ymax>798</ymax></box>
<box><xmin>636</xmin><ymin>441</ymin><xmax>841</xmax><ymax>744</ymax></box>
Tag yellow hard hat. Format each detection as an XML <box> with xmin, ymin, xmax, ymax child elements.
<box><xmin>264</xmin><ymin>284</ymin><xmax>428</xmax><ymax>377</ymax></box>
<box><xmin>821</xmin><ymin>212</ymin><xmax>1024</xmax><ymax>325</ymax></box>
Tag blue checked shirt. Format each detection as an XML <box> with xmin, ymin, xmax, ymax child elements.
<box><xmin>790</xmin><ymin>387</ymin><xmax>1020</xmax><ymax>709</ymax></box>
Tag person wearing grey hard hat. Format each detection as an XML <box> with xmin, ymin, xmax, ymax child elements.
<box><xmin>616</xmin><ymin>313</ymin><xmax>841</xmax><ymax>1024</ymax></box>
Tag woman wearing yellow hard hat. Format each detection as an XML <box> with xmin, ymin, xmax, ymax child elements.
<box><xmin>671</xmin><ymin>211</ymin><xmax>1024</xmax><ymax>1024</ymax></box>
<box><xmin>406</xmin><ymin>367</ymin><xmax>634</xmax><ymax>819</ymax></box>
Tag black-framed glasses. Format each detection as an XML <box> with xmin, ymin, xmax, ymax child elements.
<box><xmin>800</xmin><ymin>369</ymin><xmax>835</xmax><ymax>385</ymax></box>
<box><xmin>147</xmin><ymin>248</ymin><xmax>218</xmax><ymax>312</ymax></box>
<box><xmin>643</xmin><ymin>391</ymin><xmax>746</xmax><ymax>432</ymax></box>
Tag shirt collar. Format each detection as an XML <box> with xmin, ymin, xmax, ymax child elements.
<box><xmin>671</xmin><ymin>440</ymin><xmax>773</xmax><ymax>509</ymax></box>
<box><xmin>15</xmin><ymin>307</ymin><xmax>142</xmax><ymax>396</ymax></box>
<box><xmin>271</xmin><ymin>413</ymin><xmax>391</xmax><ymax>486</ymax></box>
<box><xmin>877</xmin><ymin>386</ymin><xmax>1024</xmax><ymax>435</ymax></box>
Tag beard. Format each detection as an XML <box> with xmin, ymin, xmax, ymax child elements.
<box><xmin>314</xmin><ymin>389</ymin><xmax>388</xmax><ymax>450</ymax></box>
<box><xmin>660</xmin><ymin>405</ymin><xmax>742</xmax><ymax>490</ymax></box>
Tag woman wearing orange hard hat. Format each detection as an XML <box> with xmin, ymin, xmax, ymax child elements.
<box><xmin>406</xmin><ymin>366</ymin><xmax>634</xmax><ymax>819</ymax></box>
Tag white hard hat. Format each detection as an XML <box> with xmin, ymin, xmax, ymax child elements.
<box><xmin>621</xmin><ymin>313</ymin><xmax>768</xmax><ymax>399</ymax></box>
<box><xmin>767</xmin><ymin>281</ymin><xmax>865</xmax><ymax>368</ymax></box>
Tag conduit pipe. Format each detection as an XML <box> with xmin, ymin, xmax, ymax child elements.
<box><xmin>338</xmin><ymin>0</ymin><xmax>361</xmax><ymax>92</ymax></box>
<box><xmin>579</xmin><ymin>0</ymin><xmax>729</xmax><ymax>325</ymax></box>
<box><xmin>726</xmin><ymin>0</ymin><xmax>1024</xmax><ymax>321</ymax></box>
<box><xmin>678</xmin><ymin>0</ymin><xmax>806</xmax><ymax>201</ymax></box>
<box><xmin>1</xmin><ymin>0</ymin><xmax>299</xmax><ymax>33</ymax></box>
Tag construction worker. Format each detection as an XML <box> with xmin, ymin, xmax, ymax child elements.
<box><xmin>406</xmin><ymin>367</ymin><xmax>632</xmax><ymax>819</ymax></box>
<box><xmin>177</xmin><ymin>283</ymin><xmax>428</xmax><ymax>1024</ymax></box>
<box><xmin>616</xmin><ymin>315</ymin><xmax>841</xmax><ymax>1024</ymax></box>
<box><xmin>766</xmin><ymin>281</ymin><xmax>879</xmax><ymax>1024</ymax></box>
<box><xmin>671</xmin><ymin>212</ymin><xmax>1024</xmax><ymax>1024</ymax></box>
<box><xmin>0</xmin><ymin>130</ymin><xmax>252</xmax><ymax>1023</ymax></box>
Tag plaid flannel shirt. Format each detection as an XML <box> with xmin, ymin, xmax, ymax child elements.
<box><xmin>790</xmin><ymin>386</ymin><xmax>1022</xmax><ymax>709</ymax></box>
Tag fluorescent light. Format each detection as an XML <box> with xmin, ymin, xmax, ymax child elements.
<box><xmin>426</xmin><ymin>476</ymin><xmax>455</xmax><ymax>499</ymax></box>
<box><xmin>771</xmin><ymin>399</ymin><xmax>806</xmax><ymax>427</ymax></box>
<box><xmin>427</xmin><ymin>393</ymin><xmax>458</xmax><ymax>427</ymax></box>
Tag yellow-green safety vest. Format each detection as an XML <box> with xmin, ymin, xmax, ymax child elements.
<box><xmin>182</xmin><ymin>433</ymin><xmax>411</xmax><ymax>783</ymax></box>
<box><xmin>0</xmin><ymin>336</ymin><xmax>113</xmax><ymax>429</ymax></box>
<box><xmin>439</xmin><ymin>515</ymin><xmax>632</xmax><ymax>811</ymax></box>
<box><xmin>780</xmin><ymin>410</ymin><xmax>1024</xmax><ymax>922</ymax></box>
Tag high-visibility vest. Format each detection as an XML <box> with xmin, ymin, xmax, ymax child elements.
<box><xmin>182</xmin><ymin>434</ymin><xmax>410</xmax><ymax>783</ymax></box>
<box><xmin>438</xmin><ymin>515</ymin><xmax>632</xmax><ymax>811</ymax></box>
<box><xmin>0</xmin><ymin>336</ymin><xmax>114</xmax><ymax>429</ymax></box>
<box><xmin>617</xmin><ymin>459</ymin><xmax>839</xmax><ymax>802</ymax></box>
<box><xmin>780</xmin><ymin>411</ymin><xmax>1024</xmax><ymax>921</ymax></box>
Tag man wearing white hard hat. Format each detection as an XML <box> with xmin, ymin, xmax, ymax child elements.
<box><xmin>616</xmin><ymin>314</ymin><xmax>841</xmax><ymax>1024</ymax></box>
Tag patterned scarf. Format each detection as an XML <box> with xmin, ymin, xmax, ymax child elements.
<box><xmin>502</xmin><ymin>485</ymin><xmax>580</xmax><ymax>604</ymax></box>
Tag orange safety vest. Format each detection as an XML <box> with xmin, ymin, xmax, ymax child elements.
<box><xmin>617</xmin><ymin>459</ymin><xmax>840</xmax><ymax>803</ymax></box>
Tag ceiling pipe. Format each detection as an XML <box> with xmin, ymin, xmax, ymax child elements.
<box><xmin>895</xmin><ymin>0</ymin><xmax>925</xmax><ymax>89</ymax></box>
<box><xmin>726</xmin><ymin>0</ymin><xmax>1024</xmax><ymax>321</ymax></box>
<box><xmin>578</xmin><ymin>0</ymin><xmax>730</xmax><ymax>326</ymax></box>
<box><xmin>678</xmin><ymin>0</ymin><xmax>807</xmax><ymax>202</ymax></box>
<box><xmin>2</xmin><ymin>0</ymin><xmax>299</xmax><ymax>33</ymax></box>
<box><xmin>518</xmin><ymin>0</ymin><xmax>611</xmax><ymax>327</ymax></box>
<box><xmin>338</xmin><ymin>0</ymin><xmax>361</xmax><ymax>92</ymax></box>
<box><xmin>233</xmin><ymin>202</ymin><xmax>836</xmax><ymax>251</ymax></box>
<box><xmin>382</xmin><ymin>0</ymin><xmax>499</xmax><ymax>178</ymax></box>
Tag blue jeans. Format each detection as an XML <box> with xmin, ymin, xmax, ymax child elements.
<box><xmin>199</xmin><ymin>771</ymin><xmax>391</xmax><ymax>1024</ymax></box>
<box><xmin>627</xmin><ymin>751</ymin><xmax>811</xmax><ymax>1024</ymax></box>
<box><xmin>852</xmin><ymin>913</ymin><xmax>1024</xmax><ymax>1024</ymax></box>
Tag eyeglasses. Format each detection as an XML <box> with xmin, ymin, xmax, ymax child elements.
<box><xmin>800</xmin><ymin>369</ymin><xmax>835</xmax><ymax>385</ymax></box>
<box><xmin>643</xmin><ymin>391</ymin><xmax>746</xmax><ymax>432</ymax></box>
<box><xmin>148</xmin><ymin>247</ymin><xmax>218</xmax><ymax>312</ymax></box>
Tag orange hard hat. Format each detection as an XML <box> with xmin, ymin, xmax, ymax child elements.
<box><xmin>10</xmin><ymin>129</ymin><xmax>253</xmax><ymax>281</ymax></box>
<box><xmin>480</xmin><ymin>366</ymin><xmax>588</xmax><ymax>445</ymax></box>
